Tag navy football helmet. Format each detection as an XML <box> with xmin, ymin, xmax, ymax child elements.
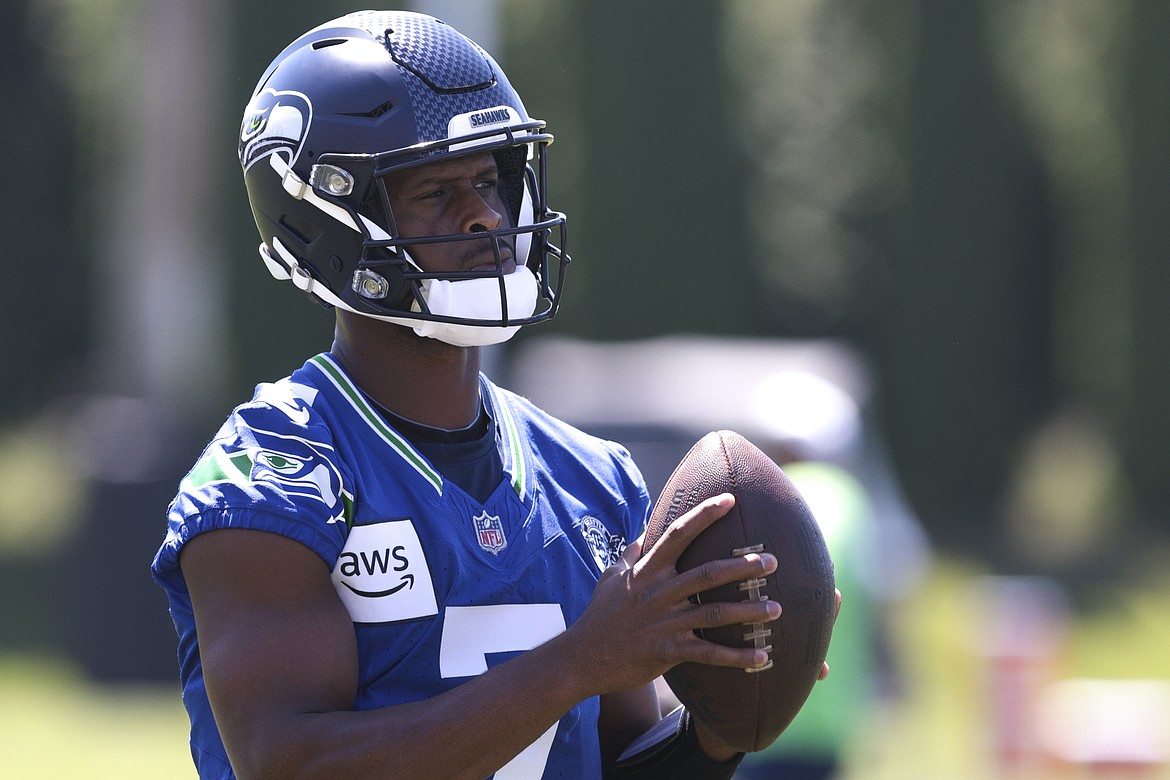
<box><xmin>238</xmin><ymin>11</ymin><xmax>569</xmax><ymax>346</ymax></box>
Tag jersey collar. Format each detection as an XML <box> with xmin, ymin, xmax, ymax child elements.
<box><xmin>480</xmin><ymin>377</ymin><xmax>528</xmax><ymax>499</ymax></box>
<box><xmin>308</xmin><ymin>353</ymin><xmax>529</xmax><ymax>499</ymax></box>
<box><xmin>308</xmin><ymin>353</ymin><xmax>444</xmax><ymax>495</ymax></box>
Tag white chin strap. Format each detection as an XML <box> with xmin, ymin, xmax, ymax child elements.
<box><xmin>266</xmin><ymin>237</ymin><xmax>540</xmax><ymax>348</ymax></box>
<box><xmin>399</xmin><ymin>265</ymin><xmax>539</xmax><ymax>347</ymax></box>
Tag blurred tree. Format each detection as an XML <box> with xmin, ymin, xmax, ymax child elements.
<box><xmin>859</xmin><ymin>1</ymin><xmax>1057</xmax><ymax>552</ymax></box>
<box><xmin>720</xmin><ymin>0</ymin><xmax>1061</xmax><ymax>555</ymax></box>
<box><xmin>987</xmin><ymin>0</ymin><xmax>1138</xmax><ymax>569</ymax></box>
<box><xmin>497</xmin><ymin>0</ymin><xmax>585</xmax><ymax>354</ymax></box>
<box><xmin>0</xmin><ymin>0</ymin><xmax>90</xmax><ymax>422</ymax></box>
<box><xmin>43</xmin><ymin>0</ymin><xmax>236</xmax><ymax>680</ymax></box>
<box><xmin>987</xmin><ymin>0</ymin><xmax>1133</xmax><ymax>413</ymax></box>
<box><xmin>723</xmin><ymin>0</ymin><xmax>911</xmax><ymax>337</ymax></box>
<box><xmin>1124</xmin><ymin>0</ymin><xmax>1170</xmax><ymax>528</ymax></box>
<box><xmin>30</xmin><ymin>0</ymin><xmax>234</xmax><ymax>416</ymax></box>
<box><xmin>218</xmin><ymin>1</ymin><xmax>356</xmax><ymax>401</ymax></box>
<box><xmin>503</xmin><ymin>0</ymin><xmax>756</xmax><ymax>339</ymax></box>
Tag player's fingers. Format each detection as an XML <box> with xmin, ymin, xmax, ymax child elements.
<box><xmin>664</xmin><ymin>551</ymin><xmax>777</xmax><ymax>604</ymax></box>
<box><xmin>686</xmin><ymin>595</ymin><xmax>781</xmax><ymax>631</ymax></box>
<box><xmin>818</xmin><ymin>661</ymin><xmax>831</xmax><ymax>681</ymax></box>
<box><xmin>641</xmin><ymin>494</ymin><xmax>734</xmax><ymax>567</ymax></box>
<box><xmin>676</xmin><ymin>634</ymin><xmax>773</xmax><ymax>672</ymax></box>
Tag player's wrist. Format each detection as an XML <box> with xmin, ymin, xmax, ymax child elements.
<box><xmin>606</xmin><ymin>707</ymin><xmax>744</xmax><ymax>779</ymax></box>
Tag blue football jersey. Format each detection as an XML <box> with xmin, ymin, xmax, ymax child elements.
<box><xmin>152</xmin><ymin>353</ymin><xmax>651</xmax><ymax>780</ymax></box>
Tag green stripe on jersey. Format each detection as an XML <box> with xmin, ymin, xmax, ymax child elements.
<box><xmin>309</xmin><ymin>354</ymin><xmax>444</xmax><ymax>495</ymax></box>
<box><xmin>183</xmin><ymin>449</ymin><xmax>253</xmax><ymax>489</ymax></box>
<box><xmin>487</xmin><ymin>383</ymin><xmax>526</xmax><ymax>497</ymax></box>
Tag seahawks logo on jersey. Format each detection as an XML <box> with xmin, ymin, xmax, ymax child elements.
<box><xmin>182</xmin><ymin>434</ymin><xmax>353</xmax><ymax>527</ymax></box>
<box><xmin>581</xmin><ymin>515</ymin><xmax>626</xmax><ymax>571</ymax></box>
<box><xmin>239</xmin><ymin>87</ymin><xmax>312</xmax><ymax>171</ymax></box>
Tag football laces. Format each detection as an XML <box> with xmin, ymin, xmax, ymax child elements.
<box><xmin>733</xmin><ymin>543</ymin><xmax>774</xmax><ymax>672</ymax></box>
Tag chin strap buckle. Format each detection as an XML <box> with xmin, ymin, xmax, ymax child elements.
<box><xmin>270</xmin><ymin>154</ymin><xmax>309</xmax><ymax>199</ymax></box>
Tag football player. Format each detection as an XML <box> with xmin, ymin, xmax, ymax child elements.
<box><xmin>152</xmin><ymin>11</ymin><xmax>805</xmax><ymax>779</ymax></box>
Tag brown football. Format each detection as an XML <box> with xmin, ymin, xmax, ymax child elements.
<box><xmin>642</xmin><ymin>430</ymin><xmax>836</xmax><ymax>753</ymax></box>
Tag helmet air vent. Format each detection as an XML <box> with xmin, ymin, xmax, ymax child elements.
<box><xmin>342</xmin><ymin>101</ymin><xmax>395</xmax><ymax>119</ymax></box>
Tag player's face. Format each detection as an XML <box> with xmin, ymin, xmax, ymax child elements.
<box><xmin>386</xmin><ymin>151</ymin><xmax>516</xmax><ymax>275</ymax></box>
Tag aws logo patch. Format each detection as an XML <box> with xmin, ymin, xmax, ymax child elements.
<box><xmin>331</xmin><ymin>519</ymin><xmax>438</xmax><ymax>624</ymax></box>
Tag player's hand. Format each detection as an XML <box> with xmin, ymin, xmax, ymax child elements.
<box><xmin>564</xmin><ymin>494</ymin><xmax>780</xmax><ymax>697</ymax></box>
<box><xmin>815</xmin><ymin>588</ymin><xmax>843</xmax><ymax>681</ymax></box>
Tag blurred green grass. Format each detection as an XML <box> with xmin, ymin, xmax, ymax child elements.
<box><xmin>0</xmin><ymin>656</ymin><xmax>194</xmax><ymax>779</ymax></box>
<box><xmin>3</xmin><ymin>558</ymin><xmax>1169</xmax><ymax>779</ymax></box>
<box><xmin>841</xmin><ymin>561</ymin><xmax>1170</xmax><ymax>780</ymax></box>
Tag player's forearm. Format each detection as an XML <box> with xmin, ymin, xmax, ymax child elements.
<box><xmin>234</xmin><ymin>630</ymin><xmax>594</xmax><ymax>780</ymax></box>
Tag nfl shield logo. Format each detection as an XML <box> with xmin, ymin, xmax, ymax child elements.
<box><xmin>472</xmin><ymin>511</ymin><xmax>507</xmax><ymax>555</ymax></box>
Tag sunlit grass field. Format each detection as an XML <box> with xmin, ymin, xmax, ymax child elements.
<box><xmin>0</xmin><ymin>657</ymin><xmax>194</xmax><ymax>779</ymax></box>
<box><xmin>843</xmin><ymin>561</ymin><xmax>1170</xmax><ymax>780</ymax></box>
<box><xmin>3</xmin><ymin>559</ymin><xmax>1169</xmax><ymax>779</ymax></box>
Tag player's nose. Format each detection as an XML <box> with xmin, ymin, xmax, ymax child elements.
<box><xmin>461</xmin><ymin>190</ymin><xmax>503</xmax><ymax>234</ymax></box>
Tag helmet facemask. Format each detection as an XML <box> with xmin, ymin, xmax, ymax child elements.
<box><xmin>351</xmin><ymin>141</ymin><xmax>560</xmax><ymax>344</ymax></box>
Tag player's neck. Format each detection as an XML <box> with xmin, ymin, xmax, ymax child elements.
<box><xmin>331</xmin><ymin>314</ymin><xmax>483</xmax><ymax>429</ymax></box>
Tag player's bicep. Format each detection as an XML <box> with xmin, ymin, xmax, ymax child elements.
<box><xmin>180</xmin><ymin>529</ymin><xmax>358</xmax><ymax>765</ymax></box>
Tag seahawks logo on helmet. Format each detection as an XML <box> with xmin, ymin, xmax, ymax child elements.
<box><xmin>239</xmin><ymin>88</ymin><xmax>312</xmax><ymax>171</ymax></box>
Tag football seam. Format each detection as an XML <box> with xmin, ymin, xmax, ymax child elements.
<box><xmin>718</xmin><ymin>432</ymin><xmax>767</xmax><ymax>750</ymax></box>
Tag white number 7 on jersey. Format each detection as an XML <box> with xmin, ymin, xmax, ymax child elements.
<box><xmin>440</xmin><ymin>604</ymin><xmax>568</xmax><ymax>780</ymax></box>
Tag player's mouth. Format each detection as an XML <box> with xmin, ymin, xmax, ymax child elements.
<box><xmin>469</xmin><ymin>258</ymin><xmax>516</xmax><ymax>274</ymax></box>
<box><xmin>465</xmin><ymin>241</ymin><xmax>516</xmax><ymax>274</ymax></box>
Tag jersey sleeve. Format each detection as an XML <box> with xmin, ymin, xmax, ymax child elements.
<box><xmin>151</xmin><ymin>378</ymin><xmax>354</xmax><ymax>593</ymax></box>
<box><xmin>608</xmin><ymin>438</ymin><xmax>653</xmax><ymax>543</ymax></box>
